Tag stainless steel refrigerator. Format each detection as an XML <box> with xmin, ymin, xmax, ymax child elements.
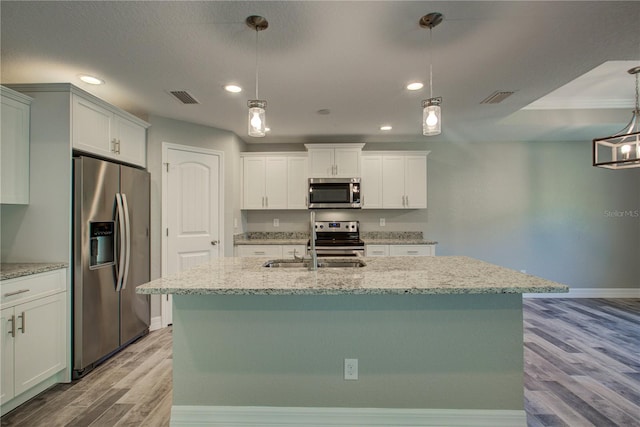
<box><xmin>72</xmin><ymin>156</ymin><xmax>150</xmax><ymax>379</ymax></box>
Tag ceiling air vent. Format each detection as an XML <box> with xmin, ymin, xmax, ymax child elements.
<box><xmin>169</xmin><ymin>90</ymin><xmax>199</xmax><ymax>105</ymax></box>
<box><xmin>480</xmin><ymin>91</ymin><xmax>515</xmax><ymax>104</ymax></box>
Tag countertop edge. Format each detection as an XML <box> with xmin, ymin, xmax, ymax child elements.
<box><xmin>1</xmin><ymin>262</ymin><xmax>69</xmax><ymax>281</ymax></box>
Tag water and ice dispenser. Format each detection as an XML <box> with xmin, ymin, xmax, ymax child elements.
<box><xmin>89</xmin><ymin>221</ymin><xmax>115</xmax><ymax>268</ymax></box>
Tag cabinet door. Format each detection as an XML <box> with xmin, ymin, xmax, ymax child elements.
<box><xmin>264</xmin><ymin>157</ymin><xmax>288</xmax><ymax>209</ymax></box>
<box><xmin>308</xmin><ymin>149</ymin><xmax>334</xmax><ymax>177</ymax></box>
<box><xmin>0</xmin><ymin>93</ymin><xmax>30</xmax><ymax>204</ymax></box>
<box><xmin>114</xmin><ymin>115</ymin><xmax>147</xmax><ymax>167</ymax></box>
<box><xmin>404</xmin><ymin>155</ymin><xmax>427</xmax><ymax>209</ymax></box>
<box><xmin>1</xmin><ymin>308</ymin><xmax>15</xmax><ymax>404</ymax></box>
<box><xmin>13</xmin><ymin>293</ymin><xmax>66</xmax><ymax>396</ymax></box>
<box><xmin>243</xmin><ymin>157</ymin><xmax>267</xmax><ymax>209</ymax></box>
<box><xmin>361</xmin><ymin>156</ymin><xmax>382</xmax><ymax>208</ymax></box>
<box><xmin>381</xmin><ymin>156</ymin><xmax>405</xmax><ymax>208</ymax></box>
<box><xmin>334</xmin><ymin>148</ymin><xmax>361</xmax><ymax>177</ymax></box>
<box><xmin>287</xmin><ymin>156</ymin><xmax>308</xmax><ymax>209</ymax></box>
<box><xmin>72</xmin><ymin>94</ymin><xmax>114</xmax><ymax>159</ymax></box>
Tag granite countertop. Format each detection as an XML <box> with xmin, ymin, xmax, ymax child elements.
<box><xmin>136</xmin><ymin>256</ymin><xmax>568</xmax><ymax>296</ymax></box>
<box><xmin>1</xmin><ymin>262</ymin><xmax>69</xmax><ymax>281</ymax></box>
<box><xmin>234</xmin><ymin>231</ymin><xmax>438</xmax><ymax>246</ymax></box>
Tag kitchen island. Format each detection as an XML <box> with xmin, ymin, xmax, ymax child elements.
<box><xmin>137</xmin><ymin>256</ymin><xmax>568</xmax><ymax>427</ymax></box>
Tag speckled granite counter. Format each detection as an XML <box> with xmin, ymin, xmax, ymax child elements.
<box><xmin>1</xmin><ymin>262</ymin><xmax>69</xmax><ymax>281</ymax></box>
<box><xmin>136</xmin><ymin>256</ymin><xmax>568</xmax><ymax>296</ymax></box>
<box><xmin>233</xmin><ymin>231</ymin><xmax>437</xmax><ymax>246</ymax></box>
<box><xmin>234</xmin><ymin>232</ymin><xmax>308</xmax><ymax>246</ymax></box>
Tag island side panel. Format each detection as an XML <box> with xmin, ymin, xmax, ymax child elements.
<box><xmin>172</xmin><ymin>293</ymin><xmax>524</xmax><ymax>410</ymax></box>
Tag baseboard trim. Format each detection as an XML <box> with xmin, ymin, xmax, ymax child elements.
<box><xmin>524</xmin><ymin>287</ymin><xmax>639</xmax><ymax>299</ymax></box>
<box><xmin>170</xmin><ymin>405</ymin><xmax>527</xmax><ymax>427</ymax></box>
<box><xmin>149</xmin><ymin>316</ymin><xmax>163</xmax><ymax>331</ymax></box>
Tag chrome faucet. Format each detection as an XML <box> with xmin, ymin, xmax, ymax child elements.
<box><xmin>309</xmin><ymin>210</ymin><xmax>318</xmax><ymax>271</ymax></box>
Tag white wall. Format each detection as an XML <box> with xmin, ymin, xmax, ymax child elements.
<box><xmin>146</xmin><ymin>115</ymin><xmax>247</xmax><ymax>317</ymax></box>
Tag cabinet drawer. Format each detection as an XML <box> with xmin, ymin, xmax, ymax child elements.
<box><xmin>389</xmin><ymin>245</ymin><xmax>433</xmax><ymax>256</ymax></box>
<box><xmin>235</xmin><ymin>245</ymin><xmax>282</xmax><ymax>258</ymax></box>
<box><xmin>365</xmin><ymin>245</ymin><xmax>389</xmax><ymax>257</ymax></box>
<box><xmin>282</xmin><ymin>245</ymin><xmax>306</xmax><ymax>258</ymax></box>
<box><xmin>1</xmin><ymin>269</ymin><xmax>66</xmax><ymax>309</ymax></box>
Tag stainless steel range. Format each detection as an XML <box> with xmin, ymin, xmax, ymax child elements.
<box><xmin>309</xmin><ymin>221</ymin><xmax>365</xmax><ymax>257</ymax></box>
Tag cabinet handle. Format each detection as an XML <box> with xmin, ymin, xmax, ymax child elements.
<box><xmin>17</xmin><ymin>312</ymin><xmax>25</xmax><ymax>334</ymax></box>
<box><xmin>254</xmin><ymin>251</ymin><xmax>266</xmax><ymax>255</ymax></box>
<box><xmin>407</xmin><ymin>251</ymin><xmax>419</xmax><ymax>254</ymax></box>
<box><xmin>4</xmin><ymin>289</ymin><xmax>29</xmax><ymax>297</ymax></box>
<box><xmin>211</xmin><ymin>240</ymin><xmax>219</xmax><ymax>246</ymax></box>
<box><xmin>305</xmin><ymin>196</ymin><xmax>308</xmax><ymax>207</ymax></box>
<box><xmin>265</xmin><ymin>196</ymin><xmax>268</xmax><ymax>208</ymax></box>
<box><xmin>7</xmin><ymin>315</ymin><xmax>15</xmax><ymax>338</ymax></box>
<box><xmin>261</xmin><ymin>196</ymin><xmax>265</xmax><ymax>208</ymax></box>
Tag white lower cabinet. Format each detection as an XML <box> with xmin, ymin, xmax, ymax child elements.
<box><xmin>235</xmin><ymin>244</ymin><xmax>306</xmax><ymax>258</ymax></box>
<box><xmin>366</xmin><ymin>244</ymin><xmax>435</xmax><ymax>257</ymax></box>
<box><xmin>1</xmin><ymin>269</ymin><xmax>67</xmax><ymax>410</ymax></box>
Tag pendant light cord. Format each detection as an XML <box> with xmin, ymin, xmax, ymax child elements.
<box><xmin>429</xmin><ymin>27</ymin><xmax>433</xmax><ymax>99</ymax></box>
<box><xmin>635</xmin><ymin>71</ymin><xmax>639</xmax><ymax>112</ymax></box>
<box><xmin>254</xmin><ymin>29</ymin><xmax>259</xmax><ymax>100</ymax></box>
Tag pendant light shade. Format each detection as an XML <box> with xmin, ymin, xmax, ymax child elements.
<box><xmin>246</xmin><ymin>16</ymin><xmax>268</xmax><ymax>138</ymax></box>
<box><xmin>593</xmin><ymin>66</ymin><xmax>640</xmax><ymax>169</ymax></box>
<box><xmin>248</xmin><ymin>100</ymin><xmax>267</xmax><ymax>137</ymax></box>
<box><xmin>420</xmin><ymin>13</ymin><xmax>443</xmax><ymax>137</ymax></box>
<box><xmin>422</xmin><ymin>97</ymin><xmax>442</xmax><ymax>136</ymax></box>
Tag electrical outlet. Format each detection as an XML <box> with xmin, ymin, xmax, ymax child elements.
<box><xmin>344</xmin><ymin>358</ymin><xmax>358</xmax><ymax>380</ymax></box>
<box><xmin>379</xmin><ymin>218</ymin><xmax>386</xmax><ymax>227</ymax></box>
<box><xmin>273</xmin><ymin>218</ymin><xmax>279</xmax><ymax>227</ymax></box>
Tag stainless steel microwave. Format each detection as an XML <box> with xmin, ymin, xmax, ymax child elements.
<box><xmin>308</xmin><ymin>178</ymin><xmax>361</xmax><ymax>209</ymax></box>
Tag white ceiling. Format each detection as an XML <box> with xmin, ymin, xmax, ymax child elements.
<box><xmin>2</xmin><ymin>1</ymin><xmax>639</xmax><ymax>144</ymax></box>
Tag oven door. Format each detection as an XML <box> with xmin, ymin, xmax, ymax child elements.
<box><xmin>311</xmin><ymin>246</ymin><xmax>365</xmax><ymax>257</ymax></box>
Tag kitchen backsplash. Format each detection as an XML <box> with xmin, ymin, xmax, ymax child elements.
<box><xmin>234</xmin><ymin>231</ymin><xmax>425</xmax><ymax>242</ymax></box>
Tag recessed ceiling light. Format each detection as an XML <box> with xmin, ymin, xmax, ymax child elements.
<box><xmin>79</xmin><ymin>74</ymin><xmax>104</xmax><ymax>85</ymax></box>
<box><xmin>406</xmin><ymin>82</ymin><xmax>424</xmax><ymax>91</ymax></box>
<box><xmin>224</xmin><ymin>84</ymin><xmax>242</xmax><ymax>93</ymax></box>
<box><xmin>380</xmin><ymin>125</ymin><xmax>392</xmax><ymax>131</ymax></box>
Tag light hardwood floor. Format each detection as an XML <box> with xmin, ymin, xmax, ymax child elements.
<box><xmin>1</xmin><ymin>298</ymin><xmax>638</xmax><ymax>427</ymax></box>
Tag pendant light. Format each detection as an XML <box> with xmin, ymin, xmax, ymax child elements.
<box><xmin>593</xmin><ymin>66</ymin><xmax>640</xmax><ymax>169</ymax></box>
<box><xmin>246</xmin><ymin>15</ymin><xmax>268</xmax><ymax>137</ymax></box>
<box><xmin>420</xmin><ymin>12</ymin><xmax>443</xmax><ymax>136</ymax></box>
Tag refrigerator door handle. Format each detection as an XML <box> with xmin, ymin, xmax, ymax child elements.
<box><xmin>115</xmin><ymin>193</ymin><xmax>127</xmax><ymax>292</ymax></box>
<box><xmin>121</xmin><ymin>193</ymin><xmax>132</xmax><ymax>290</ymax></box>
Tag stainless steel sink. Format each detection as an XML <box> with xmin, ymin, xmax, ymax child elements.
<box><xmin>263</xmin><ymin>259</ymin><xmax>366</xmax><ymax>268</ymax></box>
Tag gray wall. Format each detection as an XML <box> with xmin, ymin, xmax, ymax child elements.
<box><xmin>244</xmin><ymin>140</ymin><xmax>640</xmax><ymax>290</ymax></box>
<box><xmin>146</xmin><ymin>115</ymin><xmax>247</xmax><ymax>317</ymax></box>
<box><xmin>173</xmin><ymin>293</ymin><xmax>524</xmax><ymax>410</ymax></box>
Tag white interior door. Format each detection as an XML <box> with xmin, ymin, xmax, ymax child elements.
<box><xmin>162</xmin><ymin>144</ymin><xmax>223</xmax><ymax>326</ymax></box>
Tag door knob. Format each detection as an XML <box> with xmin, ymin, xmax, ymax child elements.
<box><xmin>211</xmin><ymin>240</ymin><xmax>219</xmax><ymax>246</ymax></box>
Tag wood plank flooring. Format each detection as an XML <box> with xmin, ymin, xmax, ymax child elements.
<box><xmin>1</xmin><ymin>298</ymin><xmax>638</xmax><ymax>427</ymax></box>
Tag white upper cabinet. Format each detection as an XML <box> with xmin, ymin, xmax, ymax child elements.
<box><xmin>305</xmin><ymin>143</ymin><xmax>364</xmax><ymax>177</ymax></box>
<box><xmin>287</xmin><ymin>156</ymin><xmax>309</xmax><ymax>209</ymax></box>
<box><xmin>361</xmin><ymin>155</ymin><xmax>382</xmax><ymax>209</ymax></box>
<box><xmin>241</xmin><ymin>153</ymin><xmax>307</xmax><ymax>210</ymax></box>
<box><xmin>72</xmin><ymin>93</ymin><xmax>148</xmax><ymax>167</ymax></box>
<box><xmin>1</xmin><ymin>86</ymin><xmax>32</xmax><ymax>204</ymax></box>
<box><xmin>363</xmin><ymin>151</ymin><xmax>429</xmax><ymax>209</ymax></box>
